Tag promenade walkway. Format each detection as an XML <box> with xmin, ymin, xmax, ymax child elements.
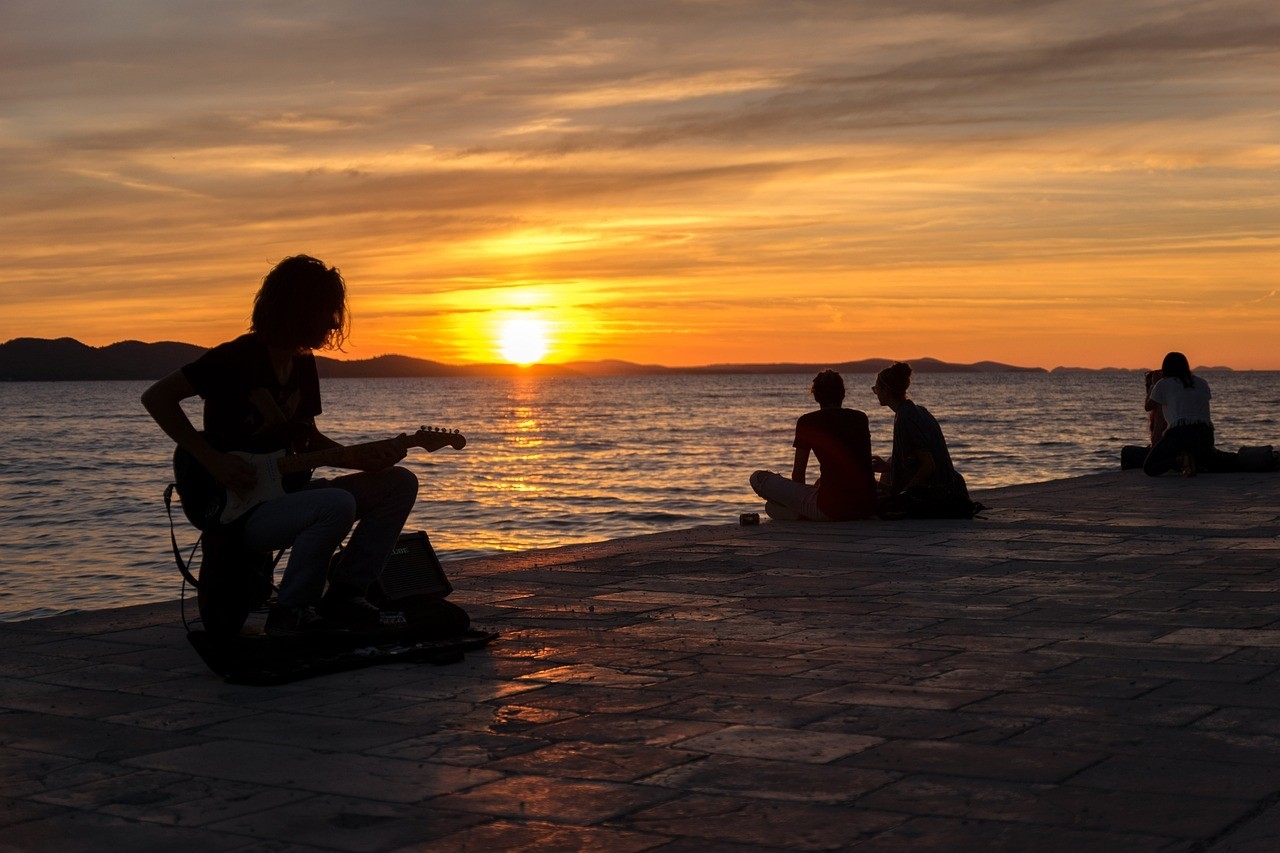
<box><xmin>2</xmin><ymin>470</ymin><xmax>1280</xmax><ymax>851</ymax></box>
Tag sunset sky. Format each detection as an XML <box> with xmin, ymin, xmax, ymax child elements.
<box><xmin>4</xmin><ymin>1</ymin><xmax>1278</xmax><ymax>368</ymax></box>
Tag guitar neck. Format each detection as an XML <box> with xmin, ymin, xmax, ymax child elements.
<box><xmin>276</xmin><ymin>436</ymin><xmax>405</xmax><ymax>476</ymax></box>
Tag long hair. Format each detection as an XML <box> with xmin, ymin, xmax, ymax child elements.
<box><xmin>251</xmin><ymin>255</ymin><xmax>349</xmax><ymax>351</ymax></box>
<box><xmin>1161</xmin><ymin>351</ymin><xmax>1195</xmax><ymax>389</ymax></box>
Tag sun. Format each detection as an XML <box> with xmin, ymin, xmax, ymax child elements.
<box><xmin>497</xmin><ymin>316</ymin><xmax>550</xmax><ymax>365</ymax></box>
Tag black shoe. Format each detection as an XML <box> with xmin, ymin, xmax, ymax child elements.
<box><xmin>264</xmin><ymin>604</ymin><xmax>329</xmax><ymax>637</ymax></box>
<box><xmin>318</xmin><ymin>594</ymin><xmax>406</xmax><ymax>632</ymax></box>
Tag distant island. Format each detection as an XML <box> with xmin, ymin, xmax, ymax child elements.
<box><xmin>0</xmin><ymin>337</ymin><xmax>1052</xmax><ymax>381</ymax></box>
<box><xmin>0</xmin><ymin>336</ymin><xmax>1204</xmax><ymax>381</ymax></box>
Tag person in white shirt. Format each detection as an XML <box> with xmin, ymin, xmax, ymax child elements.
<box><xmin>1143</xmin><ymin>351</ymin><xmax>1223</xmax><ymax>476</ymax></box>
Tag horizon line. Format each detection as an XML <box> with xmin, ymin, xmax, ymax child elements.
<box><xmin>2</xmin><ymin>335</ymin><xmax>1270</xmax><ymax>374</ymax></box>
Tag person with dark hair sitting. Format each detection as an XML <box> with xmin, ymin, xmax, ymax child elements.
<box><xmin>750</xmin><ymin>370</ymin><xmax>877</xmax><ymax>521</ymax></box>
<box><xmin>1143</xmin><ymin>351</ymin><xmax>1238</xmax><ymax>476</ymax></box>
<box><xmin>142</xmin><ymin>255</ymin><xmax>421</xmax><ymax>636</ymax></box>
<box><xmin>871</xmin><ymin>361</ymin><xmax>975</xmax><ymax>519</ymax></box>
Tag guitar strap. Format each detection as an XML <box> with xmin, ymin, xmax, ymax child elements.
<box><xmin>164</xmin><ymin>483</ymin><xmax>203</xmax><ymax>589</ymax></box>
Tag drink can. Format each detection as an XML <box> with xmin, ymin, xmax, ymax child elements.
<box><xmin>739</xmin><ymin>512</ymin><xmax>760</xmax><ymax>526</ymax></box>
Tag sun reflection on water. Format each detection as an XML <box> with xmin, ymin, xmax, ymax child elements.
<box><xmin>509</xmin><ymin>407</ymin><xmax>543</xmax><ymax>448</ymax></box>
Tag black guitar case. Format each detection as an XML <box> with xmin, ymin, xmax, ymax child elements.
<box><xmin>187</xmin><ymin>626</ymin><xmax>498</xmax><ymax>685</ymax></box>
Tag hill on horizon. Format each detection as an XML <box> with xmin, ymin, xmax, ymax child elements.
<box><xmin>2</xmin><ymin>336</ymin><xmax>1054</xmax><ymax>381</ymax></box>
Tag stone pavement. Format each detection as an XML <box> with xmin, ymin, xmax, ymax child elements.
<box><xmin>3</xmin><ymin>470</ymin><xmax>1280</xmax><ymax>852</ymax></box>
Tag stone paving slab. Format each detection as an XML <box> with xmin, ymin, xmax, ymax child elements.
<box><xmin>2</xmin><ymin>470</ymin><xmax>1280</xmax><ymax>851</ymax></box>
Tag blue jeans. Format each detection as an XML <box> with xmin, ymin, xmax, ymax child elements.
<box><xmin>239</xmin><ymin>466</ymin><xmax>418</xmax><ymax>609</ymax></box>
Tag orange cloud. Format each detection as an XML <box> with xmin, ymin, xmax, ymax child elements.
<box><xmin>3</xmin><ymin>2</ymin><xmax>1278</xmax><ymax>368</ymax></box>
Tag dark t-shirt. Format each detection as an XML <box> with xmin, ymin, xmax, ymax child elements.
<box><xmin>794</xmin><ymin>407</ymin><xmax>877</xmax><ymax>520</ymax></box>
<box><xmin>181</xmin><ymin>333</ymin><xmax>322</xmax><ymax>455</ymax></box>
<box><xmin>890</xmin><ymin>400</ymin><xmax>962</xmax><ymax>494</ymax></box>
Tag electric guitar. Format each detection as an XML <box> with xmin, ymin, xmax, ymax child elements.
<box><xmin>173</xmin><ymin>426</ymin><xmax>466</xmax><ymax>530</ymax></box>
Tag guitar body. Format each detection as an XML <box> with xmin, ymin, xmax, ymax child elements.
<box><xmin>221</xmin><ymin>450</ymin><xmax>291</xmax><ymax>523</ymax></box>
<box><xmin>173</xmin><ymin>444</ymin><xmax>227</xmax><ymax>531</ymax></box>
<box><xmin>173</xmin><ymin>447</ymin><xmax>306</xmax><ymax>529</ymax></box>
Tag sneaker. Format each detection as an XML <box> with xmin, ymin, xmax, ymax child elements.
<box><xmin>264</xmin><ymin>604</ymin><xmax>329</xmax><ymax>637</ymax></box>
<box><xmin>319</xmin><ymin>594</ymin><xmax>407</xmax><ymax>632</ymax></box>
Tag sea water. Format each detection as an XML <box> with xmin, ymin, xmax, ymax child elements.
<box><xmin>3</xmin><ymin>372</ymin><xmax>1278</xmax><ymax>620</ymax></box>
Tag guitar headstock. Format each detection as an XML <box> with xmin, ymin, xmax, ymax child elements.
<box><xmin>407</xmin><ymin>425</ymin><xmax>467</xmax><ymax>451</ymax></box>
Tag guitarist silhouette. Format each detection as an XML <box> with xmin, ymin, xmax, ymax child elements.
<box><xmin>143</xmin><ymin>255</ymin><xmax>462</xmax><ymax>637</ymax></box>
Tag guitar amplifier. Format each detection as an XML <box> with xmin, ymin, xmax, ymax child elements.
<box><xmin>369</xmin><ymin>530</ymin><xmax>454</xmax><ymax>602</ymax></box>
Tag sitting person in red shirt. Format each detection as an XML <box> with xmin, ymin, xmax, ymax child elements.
<box><xmin>750</xmin><ymin>370</ymin><xmax>878</xmax><ymax>521</ymax></box>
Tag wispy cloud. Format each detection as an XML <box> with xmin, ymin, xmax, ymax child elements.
<box><xmin>2</xmin><ymin>0</ymin><xmax>1278</xmax><ymax>366</ymax></box>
